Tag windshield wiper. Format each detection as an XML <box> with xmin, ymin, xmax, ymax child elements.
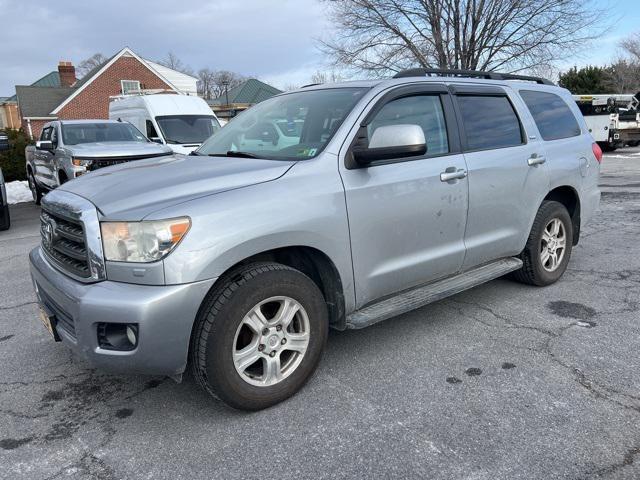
<box><xmin>206</xmin><ymin>151</ymin><xmax>261</xmax><ymax>159</ymax></box>
<box><xmin>189</xmin><ymin>150</ymin><xmax>203</xmax><ymax>156</ymax></box>
<box><xmin>225</xmin><ymin>151</ymin><xmax>260</xmax><ymax>158</ymax></box>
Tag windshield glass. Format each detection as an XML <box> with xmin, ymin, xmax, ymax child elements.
<box><xmin>62</xmin><ymin>122</ymin><xmax>147</xmax><ymax>145</ymax></box>
<box><xmin>197</xmin><ymin>87</ymin><xmax>369</xmax><ymax>160</ymax></box>
<box><xmin>155</xmin><ymin>115</ymin><xmax>221</xmax><ymax>144</ymax></box>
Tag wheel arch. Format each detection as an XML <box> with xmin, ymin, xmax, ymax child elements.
<box><xmin>199</xmin><ymin>245</ymin><xmax>347</xmax><ymax>330</ymax></box>
<box><xmin>543</xmin><ymin>185</ymin><xmax>581</xmax><ymax>245</ymax></box>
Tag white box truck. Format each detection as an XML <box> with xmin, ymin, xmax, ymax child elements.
<box><xmin>109</xmin><ymin>93</ymin><xmax>221</xmax><ymax>154</ymax></box>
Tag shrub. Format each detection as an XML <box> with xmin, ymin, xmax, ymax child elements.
<box><xmin>0</xmin><ymin>128</ymin><xmax>32</xmax><ymax>182</ymax></box>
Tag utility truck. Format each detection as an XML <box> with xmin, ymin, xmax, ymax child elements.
<box><xmin>573</xmin><ymin>94</ymin><xmax>640</xmax><ymax>151</ymax></box>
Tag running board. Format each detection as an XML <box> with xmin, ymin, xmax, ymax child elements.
<box><xmin>346</xmin><ymin>257</ymin><xmax>523</xmax><ymax>329</ymax></box>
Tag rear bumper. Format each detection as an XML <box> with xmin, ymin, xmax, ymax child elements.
<box><xmin>29</xmin><ymin>247</ymin><xmax>215</xmax><ymax>375</ymax></box>
<box><xmin>617</xmin><ymin>129</ymin><xmax>640</xmax><ymax>143</ymax></box>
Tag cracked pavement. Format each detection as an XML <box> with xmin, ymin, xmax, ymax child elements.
<box><xmin>1</xmin><ymin>149</ymin><xmax>640</xmax><ymax>479</ymax></box>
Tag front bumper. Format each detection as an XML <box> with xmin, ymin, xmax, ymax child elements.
<box><xmin>29</xmin><ymin>247</ymin><xmax>215</xmax><ymax>375</ymax></box>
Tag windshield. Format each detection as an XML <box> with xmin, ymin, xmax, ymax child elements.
<box><xmin>155</xmin><ymin>115</ymin><xmax>221</xmax><ymax>144</ymax></box>
<box><xmin>196</xmin><ymin>87</ymin><xmax>369</xmax><ymax>160</ymax></box>
<box><xmin>62</xmin><ymin>122</ymin><xmax>147</xmax><ymax>145</ymax></box>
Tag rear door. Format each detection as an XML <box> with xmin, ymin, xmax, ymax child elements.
<box><xmin>340</xmin><ymin>84</ymin><xmax>469</xmax><ymax>307</ymax></box>
<box><xmin>451</xmin><ymin>84</ymin><xmax>550</xmax><ymax>269</ymax></box>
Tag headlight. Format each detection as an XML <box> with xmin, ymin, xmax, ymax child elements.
<box><xmin>100</xmin><ymin>217</ymin><xmax>191</xmax><ymax>263</ymax></box>
<box><xmin>72</xmin><ymin>158</ymin><xmax>93</xmax><ymax>167</ymax></box>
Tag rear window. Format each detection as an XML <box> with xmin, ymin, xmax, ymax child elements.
<box><xmin>457</xmin><ymin>95</ymin><xmax>523</xmax><ymax>150</ymax></box>
<box><xmin>519</xmin><ymin>90</ymin><xmax>581</xmax><ymax>141</ymax></box>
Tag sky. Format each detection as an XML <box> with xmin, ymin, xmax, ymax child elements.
<box><xmin>0</xmin><ymin>0</ymin><xmax>639</xmax><ymax>96</ymax></box>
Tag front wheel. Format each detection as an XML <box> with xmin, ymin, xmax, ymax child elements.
<box><xmin>512</xmin><ymin>201</ymin><xmax>573</xmax><ymax>286</ymax></box>
<box><xmin>190</xmin><ymin>262</ymin><xmax>328</xmax><ymax>410</ymax></box>
<box><xmin>28</xmin><ymin>171</ymin><xmax>43</xmax><ymax>205</ymax></box>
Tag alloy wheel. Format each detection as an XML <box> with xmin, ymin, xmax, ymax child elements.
<box><xmin>232</xmin><ymin>296</ymin><xmax>310</xmax><ymax>387</ymax></box>
<box><xmin>540</xmin><ymin>218</ymin><xmax>566</xmax><ymax>272</ymax></box>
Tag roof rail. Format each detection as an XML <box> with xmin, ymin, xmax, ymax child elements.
<box><xmin>392</xmin><ymin>68</ymin><xmax>554</xmax><ymax>85</ymax></box>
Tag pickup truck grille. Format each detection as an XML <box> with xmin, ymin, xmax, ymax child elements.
<box><xmin>83</xmin><ymin>152</ymin><xmax>171</xmax><ymax>172</ymax></box>
<box><xmin>40</xmin><ymin>209</ymin><xmax>90</xmax><ymax>278</ymax></box>
<box><xmin>86</xmin><ymin>159</ymin><xmax>131</xmax><ymax>171</ymax></box>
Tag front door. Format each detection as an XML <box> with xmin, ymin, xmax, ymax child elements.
<box><xmin>340</xmin><ymin>86</ymin><xmax>469</xmax><ymax>308</ymax></box>
<box><xmin>34</xmin><ymin>125</ymin><xmax>57</xmax><ymax>188</ymax></box>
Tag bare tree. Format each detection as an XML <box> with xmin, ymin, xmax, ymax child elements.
<box><xmin>620</xmin><ymin>32</ymin><xmax>640</xmax><ymax>63</ymax></box>
<box><xmin>606</xmin><ymin>59</ymin><xmax>640</xmax><ymax>94</ymax></box>
<box><xmin>209</xmin><ymin>71</ymin><xmax>246</xmax><ymax>99</ymax></box>
<box><xmin>320</xmin><ymin>0</ymin><xmax>606</xmax><ymax>75</ymax></box>
<box><xmin>76</xmin><ymin>53</ymin><xmax>108</xmax><ymax>78</ymax></box>
<box><xmin>156</xmin><ymin>52</ymin><xmax>194</xmax><ymax>76</ymax></box>
<box><xmin>609</xmin><ymin>33</ymin><xmax>640</xmax><ymax>93</ymax></box>
<box><xmin>197</xmin><ymin>68</ymin><xmax>216</xmax><ymax>99</ymax></box>
<box><xmin>310</xmin><ymin>70</ymin><xmax>346</xmax><ymax>84</ymax></box>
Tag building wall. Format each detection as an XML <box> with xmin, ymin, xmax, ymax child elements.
<box><xmin>57</xmin><ymin>55</ymin><xmax>173</xmax><ymax>120</ymax></box>
<box><xmin>0</xmin><ymin>103</ymin><xmax>20</xmax><ymax>130</ymax></box>
<box><xmin>22</xmin><ymin>119</ymin><xmax>50</xmax><ymax>139</ymax></box>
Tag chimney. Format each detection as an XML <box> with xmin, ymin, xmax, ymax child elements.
<box><xmin>58</xmin><ymin>61</ymin><xmax>76</xmax><ymax>87</ymax></box>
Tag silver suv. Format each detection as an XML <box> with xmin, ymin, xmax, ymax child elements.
<box><xmin>29</xmin><ymin>69</ymin><xmax>602</xmax><ymax>410</ymax></box>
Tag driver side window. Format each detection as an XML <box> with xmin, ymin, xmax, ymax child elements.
<box><xmin>368</xmin><ymin>95</ymin><xmax>449</xmax><ymax>155</ymax></box>
<box><xmin>40</xmin><ymin>127</ymin><xmax>52</xmax><ymax>141</ymax></box>
<box><xmin>51</xmin><ymin>127</ymin><xmax>58</xmax><ymax>148</ymax></box>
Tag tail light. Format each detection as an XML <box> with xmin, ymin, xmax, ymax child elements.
<box><xmin>592</xmin><ymin>143</ymin><xmax>603</xmax><ymax>163</ymax></box>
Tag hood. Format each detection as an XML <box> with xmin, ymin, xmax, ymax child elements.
<box><xmin>68</xmin><ymin>141</ymin><xmax>172</xmax><ymax>158</ymax></box>
<box><xmin>60</xmin><ymin>154</ymin><xmax>295</xmax><ymax>219</ymax></box>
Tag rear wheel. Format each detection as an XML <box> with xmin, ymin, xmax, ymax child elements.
<box><xmin>190</xmin><ymin>262</ymin><xmax>328</xmax><ymax>410</ymax></box>
<box><xmin>512</xmin><ymin>201</ymin><xmax>573</xmax><ymax>286</ymax></box>
<box><xmin>27</xmin><ymin>171</ymin><xmax>43</xmax><ymax>205</ymax></box>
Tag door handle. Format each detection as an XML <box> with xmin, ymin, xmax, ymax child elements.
<box><xmin>440</xmin><ymin>168</ymin><xmax>467</xmax><ymax>182</ymax></box>
<box><xmin>527</xmin><ymin>155</ymin><xmax>546</xmax><ymax>166</ymax></box>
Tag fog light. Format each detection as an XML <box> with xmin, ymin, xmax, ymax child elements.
<box><xmin>97</xmin><ymin>323</ymin><xmax>138</xmax><ymax>351</ymax></box>
<box><xmin>126</xmin><ymin>325</ymin><xmax>137</xmax><ymax>346</ymax></box>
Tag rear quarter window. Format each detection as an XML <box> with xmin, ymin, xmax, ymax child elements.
<box><xmin>519</xmin><ymin>90</ymin><xmax>581</xmax><ymax>141</ymax></box>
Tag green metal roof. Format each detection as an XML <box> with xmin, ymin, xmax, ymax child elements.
<box><xmin>32</xmin><ymin>71</ymin><xmax>61</xmax><ymax>88</ymax></box>
<box><xmin>7</xmin><ymin>71</ymin><xmax>62</xmax><ymax>102</ymax></box>
<box><xmin>210</xmin><ymin>79</ymin><xmax>282</xmax><ymax>105</ymax></box>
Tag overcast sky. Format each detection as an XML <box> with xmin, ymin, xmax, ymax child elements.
<box><xmin>0</xmin><ymin>0</ymin><xmax>333</xmax><ymax>94</ymax></box>
<box><xmin>0</xmin><ymin>0</ymin><xmax>639</xmax><ymax>95</ymax></box>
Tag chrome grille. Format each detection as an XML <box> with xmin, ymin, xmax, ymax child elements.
<box><xmin>40</xmin><ymin>209</ymin><xmax>90</xmax><ymax>278</ymax></box>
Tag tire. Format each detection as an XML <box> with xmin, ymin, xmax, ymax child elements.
<box><xmin>512</xmin><ymin>201</ymin><xmax>573</xmax><ymax>286</ymax></box>
<box><xmin>190</xmin><ymin>262</ymin><xmax>328</xmax><ymax>410</ymax></box>
<box><xmin>58</xmin><ymin>171</ymin><xmax>68</xmax><ymax>185</ymax></box>
<box><xmin>28</xmin><ymin>171</ymin><xmax>43</xmax><ymax>205</ymax></box>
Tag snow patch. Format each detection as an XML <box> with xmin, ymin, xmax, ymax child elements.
<box><xmin>5</xmin><ymin>180</ymin><xmax>33</xmax><ymax>204</ymax></box>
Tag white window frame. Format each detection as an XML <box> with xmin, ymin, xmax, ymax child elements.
<box><xmin>121</xmin><ymin>80</ymin><xmax>141</xmax><ymax>95</ymax></box>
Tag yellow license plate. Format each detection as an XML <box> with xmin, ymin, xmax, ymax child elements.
<box><xmin>38</xmin><ymin>305</ymin><xmax>56</xmax><ymax>339</ymax></box>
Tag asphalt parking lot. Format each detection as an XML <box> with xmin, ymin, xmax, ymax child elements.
<box><xmin>1</xmin><ymin>149</ymin><xmax>640</xmax><ymax>480</ymax></box>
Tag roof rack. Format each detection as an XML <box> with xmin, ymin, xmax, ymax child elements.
<box><xmin>392</xmin><ymin>68</ymin><xmax>554</xmax><ymax>85</ymax></box>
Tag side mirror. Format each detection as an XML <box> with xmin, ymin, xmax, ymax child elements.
<box><xmin>36</xmin><ymin>140</ymin><xmax>54</xmax><ymax>151</ymax></box>
<box><xmin>352</xmin><ymin>124</ymin><xmax>427</xmax><ymax>166</ymax></box>
<box><xmin>149</xmin><ymin>137</ymin><xmax>163</xmax><ymax>144</ymax></box>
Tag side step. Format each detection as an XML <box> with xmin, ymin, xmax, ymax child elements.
<box><xmin>346</xmin><ymin>257</ymin><xmax>523</xmax><ymax>329</ymax></box>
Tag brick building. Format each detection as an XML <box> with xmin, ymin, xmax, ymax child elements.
<box><xmin>15</xmin><ymin>47</ymin><xmax>198</xmax><ymax>139</ymax></box>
